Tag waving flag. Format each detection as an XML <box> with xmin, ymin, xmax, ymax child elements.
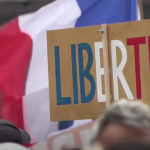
<box><xmin>0</xmin><ymin>0</ymin><xmax>141</xmax><ymax>144</ymax></box>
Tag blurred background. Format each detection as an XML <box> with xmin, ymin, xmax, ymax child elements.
<box><xmin>0</xmin><ymin>0</ymin><xmax>148</xmax><ymax>149</ymax></box>
<box><xmin>0</xmin><ymin>0</ymin><xmax>149</xmax><ymax>26</ymax></box>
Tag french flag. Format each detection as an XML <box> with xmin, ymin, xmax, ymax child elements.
<box><xmin>0</xmin><ymin>0</ymin><xmax>141</xmax><ymax>144</ymax></box>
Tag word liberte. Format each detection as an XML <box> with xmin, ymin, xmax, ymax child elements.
<box><xmin>54</xmin><ymin>37</ymin><xmax>148</xmax><ymax>105</ymax></box>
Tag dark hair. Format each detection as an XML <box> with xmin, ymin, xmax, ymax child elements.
<box><xmin>107</xmin><ymin>141</ymin><xmax>150</xmax><ymax>150</ymax></box>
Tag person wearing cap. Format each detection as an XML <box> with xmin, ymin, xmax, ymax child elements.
<box><xmin>90</xmin><ymin>99</ymin><xmax>150</xmax><ymax>149</ymax></box>
<box><xmin>0</xmin><ymin>119</ymin><xmax>31</xmax><ymax>145</ymax></box>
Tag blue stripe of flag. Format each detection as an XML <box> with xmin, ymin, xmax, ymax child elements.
<box><xmin>59</xmin><ymin>0</ymin><xmax>138</xmax><ymax>130</ymax></box>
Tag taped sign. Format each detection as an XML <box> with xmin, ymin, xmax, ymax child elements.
<box><xmin>108</xmin><ymin>20</ymin><xmax>150</xmax><ymax>104</ymax></box>
<box><xmin>47</xmin><ymin>25</ymin><xmax>106</xmax><ymax>121</ymax></box>
<box><xmin>47</xmin><ymin>19</ymin><xmax>150</xmax><ymax>121</ymax></box>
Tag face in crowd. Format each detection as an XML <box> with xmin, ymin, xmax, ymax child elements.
<box><xmin>90</xmin><ymin>99</ymin><xmax>150</xmax><ymax>149</ymax></box>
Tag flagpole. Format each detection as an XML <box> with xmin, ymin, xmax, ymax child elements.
<box><xmin>138</xmin><ymin>0</ymin><xmax>144</xmax><ymax>20</ymax></box>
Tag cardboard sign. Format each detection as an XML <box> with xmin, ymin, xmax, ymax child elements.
<box><xmin>47</xmin><ymin>26</ymin><xmax>106</xmax><ymax>121</ymax></box>
<box><xmin>108</xmin><ymin>19</ymin><xmax>150</xmax><ymax>104</ymax></box>
<box><xmin>47</xmin><ymin>19</ymin><xmax>150</xmax><ymax>121</ymax></box>
<box><xmin>30</xmin><ymin>121</ymin><xmax>95</xmax><ymax>150</ymax></box>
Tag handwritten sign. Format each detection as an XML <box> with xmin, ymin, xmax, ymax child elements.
<box><xmin>30</xmin><ymin>121</ymin><xmax>95</xmax><ymax>150</ymax></box>
<box><xmin>108</xmin><ymin>19</ymin><xmax>150</xmax><ymax>104</ymax></box>
<box><xmin>47</xmin><ymin>26</ymin><xmax>106</xmax><ymax>121</ymax></box>
<box><xmin>47</xmin><ymin>19</ymin><xmax>150</xmax><ymax>121</ymax></box>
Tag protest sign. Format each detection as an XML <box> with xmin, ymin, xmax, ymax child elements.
<box><xmin>108</xmin><ymin>19</ymin><xmax>150</xmax><ymax>104</ymax></box>
<box><xmin>47</xmin><ymin>19</ymin><xmax>150</xmax><ymax>121</ymax></box>
<box><xmin>30</xmin><ymin>121</ymin><xmax>95</xmax><ymax>150</ymax></box>
<box><xmin>47</xmin><ymin>26</ymin><xmax>106</xmax><ymax>121</ymax></box>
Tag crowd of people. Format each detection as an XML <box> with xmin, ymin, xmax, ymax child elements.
<box><xmin>63</xmin><ymin>99</ymin><xmax>150</xmax><ymax>150</ymax></box>
<box><xmin>1</xmin><ymin>98</ymin><xmax>150</xmax><ymax>150</ymax></box>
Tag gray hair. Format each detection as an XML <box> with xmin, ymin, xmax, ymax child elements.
<box><xmin>90</xmin><ymin>99</ymin><xmax>150</xmax><ymax>144</ymax></box>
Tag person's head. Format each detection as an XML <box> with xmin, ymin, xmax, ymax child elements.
<box><xmin>85</xmin><ymin>143</ymin><xmax>103</xmax><ymax>150</ymax></box>
<box><xmin>90</xmin><ymin>99</ymin><xmax>150</xmax><ymax>148</ymax></box>
<box><xmin>0</xmin><ymin>143</ymin><xmax>29</xmax><ymax>150</ymax></box>
<box><xmin>0</xmin><ymin>120</ymin><xmax>31</xmax><ymax>145</ymax></box>
<box><xmin>106</xmin><ymin>141</ymin><xmax>150</xmax><ymax>150</ymax></box>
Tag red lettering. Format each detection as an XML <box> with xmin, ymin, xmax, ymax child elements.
<box><xmin>127</xmin><ymin>37</ymin><xmax>146</xmax><ymax>99</ymax></box>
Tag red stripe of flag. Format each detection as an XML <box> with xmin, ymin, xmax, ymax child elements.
<box><xmin>0</xmin><ymin>18</ymin><xmax>32</xmax><ymax>144</ymax></box>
